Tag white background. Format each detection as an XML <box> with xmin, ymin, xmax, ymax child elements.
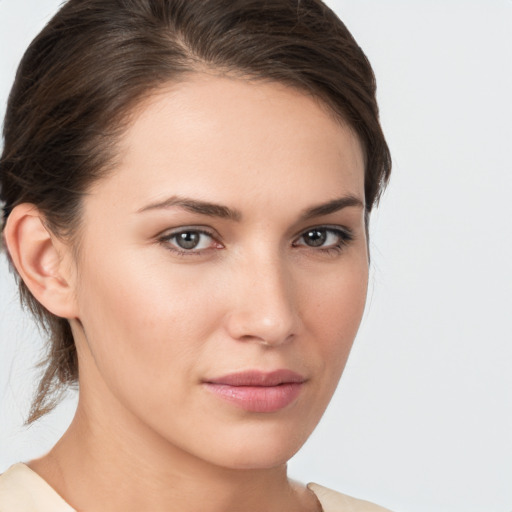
<box><xmin>0</xmin><ymin>1</ymin><xmax>511</xmax><ymax>511</ymax></box>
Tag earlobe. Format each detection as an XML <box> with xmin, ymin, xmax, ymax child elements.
<box><xmin>4</xmin><ymin>204</ymin><xmax>78</xmax><ymax>319</ymax></box>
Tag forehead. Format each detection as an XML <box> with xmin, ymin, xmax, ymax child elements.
<box><xmin>87</xmin><ymin>75</ymin><xmax>365</xmax><ymax>216</ymax></box>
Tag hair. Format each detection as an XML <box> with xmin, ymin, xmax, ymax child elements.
<box><xmin>0</xmin><ymin>0</ymin><xmax>391</xmax><ymax>423</ymax></box>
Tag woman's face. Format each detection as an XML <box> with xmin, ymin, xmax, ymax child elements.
<box><xmin>69</xmin><ymin>76</ymin><xmax>368</xmax><ymax>469</ymax></box>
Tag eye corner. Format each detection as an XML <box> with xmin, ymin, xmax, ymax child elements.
<box><xmin>158</xmin><ymin>227</ymin><xmax>224</xmax><ymax>256</ymax></box>
<box><xmin>293</xmin><ymin>225</ymin><xmax>354</xmax><ymax>253</ymax></box>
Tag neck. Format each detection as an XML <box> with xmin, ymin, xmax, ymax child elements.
<box><xmin>29</xmin><ymin>392</ymin><xmax>317</xmax><ymax>512</ymax></box>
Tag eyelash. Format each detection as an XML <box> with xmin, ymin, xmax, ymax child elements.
<box><xmin>158</xmin><ymin>226</ymin><xmax>354</xmax><ymax>257</ymax></box>
<box><xmin>159</xmin><ymin>228</ymin><xmax>221</xmax><ymax>256</ymax></box>
<box><xmin>292</xmin><ymin>226</ymin><xmax>354</xmax><ymax>255</ymax></box>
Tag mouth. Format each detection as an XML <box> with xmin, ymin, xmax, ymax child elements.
<box><xmin>203</xmin><ymin>370</ymin><xmax>306</xmax><ymax>413</ymax></box>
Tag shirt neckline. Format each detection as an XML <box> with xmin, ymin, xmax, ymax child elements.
<box><xmin>2</xmin><ymin>463</ymin><xmax>329</xmax><ymax>512</ymax></box>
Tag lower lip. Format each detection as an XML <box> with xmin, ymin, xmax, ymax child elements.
<box><xmin>203</xmin><ymin>382</ymin><xmax>303</xmax><ymax>413</ymax></box>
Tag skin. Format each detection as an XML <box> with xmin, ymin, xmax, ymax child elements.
<box><xmin>8</xmin><ymin>75</ymin><xmax>368</xmax><ymax>511</ymax></box>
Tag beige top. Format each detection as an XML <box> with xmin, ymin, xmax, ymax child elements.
<box><xmin>0</xmin><ymin>463</ymin><xmax>392</xmax><ymax>512</ymax></box>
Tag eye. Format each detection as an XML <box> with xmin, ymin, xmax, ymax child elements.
<box><xmin>160</xmin><ymin>228</ymin><xmax>221</xmax><ymax>253</ymax></box>
<box><xmin>293</xmin><ymin>227</ymin><xmax>353</xmax><ymax>251</ymax></box>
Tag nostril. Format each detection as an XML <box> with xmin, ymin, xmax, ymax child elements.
<box><xmin>231</xmin><ymin>331</ymin><xmax>295</xmax><ymax>347</ymax></box>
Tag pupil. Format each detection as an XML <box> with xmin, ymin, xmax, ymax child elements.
<box><xmin>305</xmin><ymin>229</ymin><xmax>326</xmax><ymax>247</ymax></box>
<box><xmin>177</xmin><ymin>232</ymin><xmax>199</xmax><ymax>249</ymax></box>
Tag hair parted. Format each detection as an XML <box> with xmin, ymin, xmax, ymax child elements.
<box><xmin>0</xmin><ymin>0</ymin><xmax>391</xmax><ymax>423</ymax></box>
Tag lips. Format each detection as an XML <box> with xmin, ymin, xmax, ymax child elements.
<box><xmin>203</xmin><ymin>370</ymin><xmax>306</xmax><ymax>413</ymax></box>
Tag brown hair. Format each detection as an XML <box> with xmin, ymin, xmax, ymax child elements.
<box><xmin>0</xmin><ymin>0</ymin><xmax>391</xmax><ymax>423</ymax></box>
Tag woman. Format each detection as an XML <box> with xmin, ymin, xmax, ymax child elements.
<box><xmin>0</xmin><ymin>0</ymin><xmax>391</xmax><ymax>510</ymax></box>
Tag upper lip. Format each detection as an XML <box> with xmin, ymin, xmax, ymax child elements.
<box><xmin>205</xmin><ymin>370</ymin><xmax>306</xmax><ymax>387</ymax></box>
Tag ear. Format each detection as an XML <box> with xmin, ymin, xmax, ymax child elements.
<box><xmin>4</xmin><ymin>204</ymin><xmax>78</xmax><ymax>319</ymax></box>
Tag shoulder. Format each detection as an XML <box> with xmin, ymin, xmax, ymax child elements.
<box><xmin>308</xmin><ymin>483</ymin><xmax>393</xmax><ymax>512</ymax></box>
<box><xmin>0</xmin><ymin>463</ymin><xmax>75</xmax><ymax>512</ymax></box>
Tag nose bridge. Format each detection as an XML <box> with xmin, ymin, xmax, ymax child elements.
<box><xmin>226</xmin><ymin>247</ymin><xmax>298</xmax><ymax>345</ymax></box>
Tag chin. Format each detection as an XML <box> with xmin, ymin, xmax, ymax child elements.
<box><xmin>194</xmin><ymin>420</ymin><xmax>313</xmax><ymax>471</ymax></box>
<box><xmin>213</xmin><ymin>444</ymin><xmax>298</xmax><ymax>471</ymax></box>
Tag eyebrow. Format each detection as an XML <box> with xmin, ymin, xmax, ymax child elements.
<box><xmin>299</xmin><ymin>195</ymin><xmax>364</xmax><ymax>221</ymax></box>
<box><xmin>137</xmin><ymin>196</ymin><xmax>242</xmax><ymax>221</ymax></box>
<box><xmin>137</xmin><ymin>194</ymin><xmax>363</xmax><ymax>221</ymax></box>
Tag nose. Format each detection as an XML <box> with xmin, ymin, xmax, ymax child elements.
<box><xmin>225</xmin><ymin>255</ymin><xmax>299</xmax><ymax>347</ymax></box>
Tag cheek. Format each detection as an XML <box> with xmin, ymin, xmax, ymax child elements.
<box><xmin>301</xmin><ymin>254</ymin><xmax>369</xmax><ymax>377</ymax></box>
<box><xmin>73</xmin><ymin>253</ymin><xmax>221</xmax><ymax>403</ymax></box>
